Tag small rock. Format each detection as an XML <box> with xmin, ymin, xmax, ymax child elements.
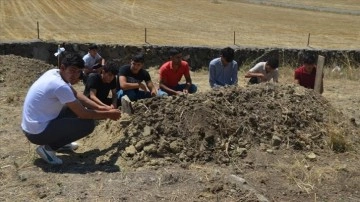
<box><xmin>306</xmin><ymin>152</ymin><xmax>316</xmax><ymax>160</ymax></box>
<box><xmin>272</xmin><ymin>135</ymin><xmax>282</xmax><ymax>146</ymax></box>
<box><xmin>125</xmin><ymin>145</ymin><xmax>137</xmax><ymax>156</ymax></box>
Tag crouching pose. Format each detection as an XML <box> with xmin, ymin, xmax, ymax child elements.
<box><xmin>21</xmin><ymin>53</ymin><xmax>121</xmax><ymax>165</ymax></box>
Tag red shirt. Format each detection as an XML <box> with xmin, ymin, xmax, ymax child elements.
<box><xmin>159</xmin><ymin>61</ymin><xmax>190</xmax><ymax>88</ymax></box>
<box><xmin>294</xmin><ymin>65</ymin><xmax>316</xmax><ymax>89</ymax></box>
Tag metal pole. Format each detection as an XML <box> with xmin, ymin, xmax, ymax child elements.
<box><xmin>37</xmin><ymin>21</ymin><xmax>40</xmax><ymax>39</ymax></box>
<box><xmin>145</xmin><ymin>28</ymin><xmax>147</xmax><ymax>43</ymax></box>
<box><xmin>307</xmin><ymin>33</ymin><xmax>310</xmax><ymax>46</ymax></box>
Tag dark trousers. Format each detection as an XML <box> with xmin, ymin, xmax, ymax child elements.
<box><xmin>24</xmin><ymin>107</ymin><xmax>95</xmax><ymax>150</ymax></box>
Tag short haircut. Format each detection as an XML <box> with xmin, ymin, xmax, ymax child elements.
<box><xmin>61</xmin><ymin>52</ymin><xmax>84</xmax><ymax>69</ymax></box>
<box><xmin>303</xmin><ymin>53</ymin><xmax>316</xmax><ymax>65</ymax></box>
<box><xmin>132</xmin><ymin>53</ymin><xmax>145</xmax><ymax>63</ymax></box>
<box><xmin>169</xmin><ymin>48</ymin><xmax>181</xmax><ymax>57</ymax></box>
<box><xmin>267</xmin><ymin>57</ymin><xmax>279</xmax><ymax>69</ymax></box>
<box><xmin>88</xmin><ymin>44</ymin><xmax>98</xmax><ymax>50</ymax></box>
<box><xmin>103</xmin><ymin>60</ymin><xmax>119</xmax><ymax>75</ymax></box>
<box><xmin>221</xmin><ymin>47</ymin><xmax>235</xmax><ymax>62</ymax></box>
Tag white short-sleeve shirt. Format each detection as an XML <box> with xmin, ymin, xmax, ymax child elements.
<box><xmin>21</xmin><ymin>69</ymin><xmax>76</xmax><ymax>134</ymax></box>
<box><xmin>249</xmin><ymin>62</ymin><xmax>279</xmax><ymax>82</ymax></box>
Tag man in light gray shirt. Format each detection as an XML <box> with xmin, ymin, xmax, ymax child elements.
<box><xmin>209</xmin><ymin>47</ymin><xmax>238</xmax><ymax>88</ymax></box>
<box><xmin>245</xmin><ymin>57</ymin><xmax>279</xmax><ymax>84</ymax></box>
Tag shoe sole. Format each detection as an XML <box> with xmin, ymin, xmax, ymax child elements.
<box><xmin>121</xmin><ymin>95</ymin><xmax>134</xmax><ymax>115</ymax></box>
<box><xmin>36</xmin><ymin>147</ymin><xmax>63</xmax><ymax>165</ymax></box>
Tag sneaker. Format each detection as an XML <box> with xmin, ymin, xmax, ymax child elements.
<box><xmin>121</xmin><ymin>95</ymin><xmax>134</xmax><ymax>115</ymax></box>
<box><xmin>57</xmin><ymin>142</ymin><xmax>79</xmax><ymax>152</ymax></box>
<box><xmin>36</xmin><ymin>145</ymin><xmax>63</xmax><ymax>165</ymax></box>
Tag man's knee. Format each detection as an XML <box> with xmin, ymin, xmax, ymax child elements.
<box><xmin>189</xmin><ymin>84</ymin><xmax>197</xmax><ymax>94</ymax></box>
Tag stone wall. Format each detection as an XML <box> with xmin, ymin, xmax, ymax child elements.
<box><xmin>0</xmin><ymin>41</ymin><xmax>359</xmax><ymax>70</ymax></box>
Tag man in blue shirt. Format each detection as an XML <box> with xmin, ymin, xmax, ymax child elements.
<box><xmin>209</xmin><ymin>47</ymin><xmax>238</xmax><ymax>88</ymax></box>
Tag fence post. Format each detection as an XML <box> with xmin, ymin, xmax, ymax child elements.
<box><xmin>37</xmin><ymin>21</ymin><xmax>40</xmax><ymax>39</ymax></box>
<box><xmin>307</xmin><ymin>33</ymin><xmax>310</xmax><ymax>46</ymax></box>
<box><xmin>234</xmin><ymin>31</ymin><xmax>235</xmax><ymax>45</ymax></box>
<box><xmin>145</xmin><ymin>28</ymin><xmax>147</xmax><ymax>43</ymax></box>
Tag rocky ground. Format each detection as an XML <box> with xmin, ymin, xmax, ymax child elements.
<box><xmin>1</xmin><ymin>55</ymin><xmax>360</xmax><ymax>201</ymax></box>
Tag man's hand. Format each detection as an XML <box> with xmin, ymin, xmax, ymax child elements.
<box><xmin>175</xmin><ymin>91</ymin><xmax>184</xmax><ymax>95</ymax></box>
<box><xmin>183</xmin><ymin>89</ymin><xmax>189</xmax><ymax>94</ymax></box>
<box><xmin>151</xmin><ymin>89</ymin><xmax>157</xmax><ymax>97</ymax></box>
<box><xmin>108</xmin><ymin>109</ymin><xmax>121</xmax><ymax>120</ymax></box>
<box><xmin>139</xmin><ymin>83</ymin><xmax>148</xmax><ymax>91</ymax></box>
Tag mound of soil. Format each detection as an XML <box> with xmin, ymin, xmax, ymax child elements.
<box><xmin>98</xmin><ymin>83</ymin><xmax>356</xmax><ymax>168</ymax></box>
<box><xmin>0</xmin><ymin>55</ymin><xmax>54</xmax><ymax>89</ymax></box>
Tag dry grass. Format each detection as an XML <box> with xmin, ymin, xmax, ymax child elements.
<box><xmin>275</xmin><ymin>156</ymin><xmax>336</xmax><ymax>194</ymax></box>
<box><xmin>1</xmin><ymin>0</ymin><xmax>359</xmax><ymax>49</ymax></box>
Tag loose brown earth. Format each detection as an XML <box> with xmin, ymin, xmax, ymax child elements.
<box><xmin>1</xmin><ymin>55</ymin><xmax>360</xmax><ymax>201</ymax></box>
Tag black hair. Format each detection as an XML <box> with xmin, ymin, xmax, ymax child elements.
<box><xmin>221</xmin><ymin>47</ymin><xmax>235</xmax><ymax>62</ymax></box>
<box><xmin>88</xmin><ymin>44</ymin><xmax>98</xmax><ymax>50</ymax></box>
<box><xmin>61</xmin><ymin>52</ymin><xmax>84</xmax><ymax>69</ymax></box>
<box><xmin>303</xmin><ymin>53</ymin><xmax>316</xmax><ymax>65</ymax></box>
<box><xmin>169</xmin><ymin>48</ymin><xmax>181</xmax><ymax>57</ymax></box>
<box><xmin>131</xmin><ymin>53</ymin><xmax>145</xmax><ymax>63</ymax></box>
<box><xmin>103</xmin><ymin>60</ymin><xmax>119</xmax><ymax>75</ymax></box>
<box><xmin>267</xmin><ymin>57</ymin><xmax>279</xmax><ymax>69</ymax></box>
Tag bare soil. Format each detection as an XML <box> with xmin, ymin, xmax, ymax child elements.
<box><xmin>1</xmin><ymin>55</ymin><xmax>360</xmax><ymax>201</ymax></box>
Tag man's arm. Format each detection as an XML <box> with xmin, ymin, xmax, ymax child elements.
<box><xmin>184</xmin><ymin>74</ymin><xmax>192</xmax><ymax>91</ymax></box>
<box><xmin>159</xmin><ymin>78</ymin><xmax>178</xmax><ymax>95</ymax></box>
<box><xmin>245</xmin><ymin>63</ymin><xmax>264</xmax><ymax>78</ymax></box>
<box><xmin>110</xmin><ymin>88</ymin><xmax>118</xmax><ymax>108</ymax></box>
<box><xmin>72</xmin><ymin>86</ymin><xmax>111</xmax><ymax>110</ymax></box>
<box><xmin>119</xmin><ymin>75</ymin><xmax>141</xmax><ymax>90</ymax></box>
<box><xmin>294</xmin><ymin>70</ymin><xmax>300</xmax><ymax>84</ymax></box>
<box><xmin>209</xmin><ymin>63</ymin><xmax>216</xmax><ymax>88</ymax></box>
<box><xmin>66</xmin><ymin>99</ymin><xmax>120</xmax><ymax>120</ymax></box>
<box><xmin>232</xmin><ymin>63</ymin><xmax>239</xmax><ymax>85</ymax></box>
<box><xmin>146</xmin><ymin>81</ymin><xmax>157</xmax><ymax>96</ymax></box>
<box><xmin>89</xmin><ymin>89</ymin><xmax>108</xmax><ymax>107</ymax></box>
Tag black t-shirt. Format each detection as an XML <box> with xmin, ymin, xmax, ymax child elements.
<box><xmin>84</xmin><ymin>73</ymin><xmax>116</xmax><ymax>102</ymax></box>
<box><xmin>116</xmin><ymin>64</ymin><xmax>151</xmax><ymax>90</ymax></box>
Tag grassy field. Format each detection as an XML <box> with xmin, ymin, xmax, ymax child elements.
<box><xmin>1</xmin><ymin>0</ymin><xmax>359</xmax><ymax>49</ymax></box>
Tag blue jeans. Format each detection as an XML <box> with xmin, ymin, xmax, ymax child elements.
<box><xmin>117</xmin><ymin>89</ymin><xmax>152</xmax><ymax>102</ymax></box>
<box><xmin>158</xmin><ymin>84</ymin><xmax>197</xmax><ymax>96</ymax></box>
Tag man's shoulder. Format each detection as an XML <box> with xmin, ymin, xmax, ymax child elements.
<box><xmin>210</xmin><ymin>57</ymin><xmax>221</xmax><ymax>65</ymax></box>
<box><xmin>159</xmin><ymin>61</ymin><xmax>171</xmax><ymax>70</ymax></box>
<box><xmin>295</xmin><ymin>66</ymin><xmax>304</xmax><ymax>73</ymax></box>
<box><xmin>180</xmin><ymin>60</ymin><xmax>189</xmax><ymax>66</ymax></box>
<box><xmin>88</xmin><ymin>73</ymin><xmax>101</xmax><ymax>79</ymax></box>
<box><xmin>119</xmin><ymin>65</ymin><xmax>131</xmax><ymax>74</ymax></box>
<box><xmin>82</xmin><ymin>53</ymin><xmax>90</xmax><ymax>59</ymax></box>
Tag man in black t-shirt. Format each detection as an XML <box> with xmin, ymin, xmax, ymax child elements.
<box><xmin>84</xmin><ymin>61</ymin><xmax>119</xmax><ymax>109</ymax></box>
<box><xmin>117</xmin><ymin>53</ymin><xmax>157</xmax><ymax>102</ymax></box>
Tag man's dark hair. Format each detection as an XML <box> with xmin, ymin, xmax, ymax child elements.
<box><xmin>169</xmin><ymin>48</ymin><xmax>181</xmax><ymax>57</ymax></box>
<box><xmin>103</xmin><ymin>60</ymin><xmax>119</xmax><ymax>75</ymax></box>
<box><xmin>267</xmin><ymin>57</ymin><xmax>279</xmax><ymax>69</ymax></box>
<box><xmin>132</xmin><ymin>53</ymin><xmax>145</xmax><ymax>63</ymax></box>
<box><xmin>61</xmin><ymin>52</ymin><xmax>84</xmax><ymax>69</ymax></box>
<box><xmin>221</xmin><ymin>47</ymin><xmax>235</xmax><ymax>62</ymax></box>
<box><xmin>303</xmin><ymin>53</ymin><xmax>316</xmax><ymax>65</ymax></box>
<box><xmin>88</xmin><ymin>44</ymin><xmax>98</xmax><ymax>50</ymax></box>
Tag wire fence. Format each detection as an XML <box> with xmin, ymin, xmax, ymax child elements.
<box><xmin>1</xmin><ymin>21</ymin><xmax>359</xmax><ymax>50</ymax></box>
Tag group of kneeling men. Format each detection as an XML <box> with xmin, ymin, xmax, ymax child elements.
<box><xmin>82</xmin><ymin>45</ymin><xmax>322</xmax><ymax>111</ymax></box>
<box><xmin>21</xmin><ymin>45</ymin><xmax>323</xmax><ymax>165</ymax></box>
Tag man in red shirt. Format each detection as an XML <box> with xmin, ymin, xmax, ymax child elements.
<box><xmin>158</xmin><ymin>48</ymin><xmax>197</xmax><ymax>96</ymax></box>
<box><xmin>294</xmin><ymin>54</ymin><xmax>323</xmax><ymax>94</ymax></box>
